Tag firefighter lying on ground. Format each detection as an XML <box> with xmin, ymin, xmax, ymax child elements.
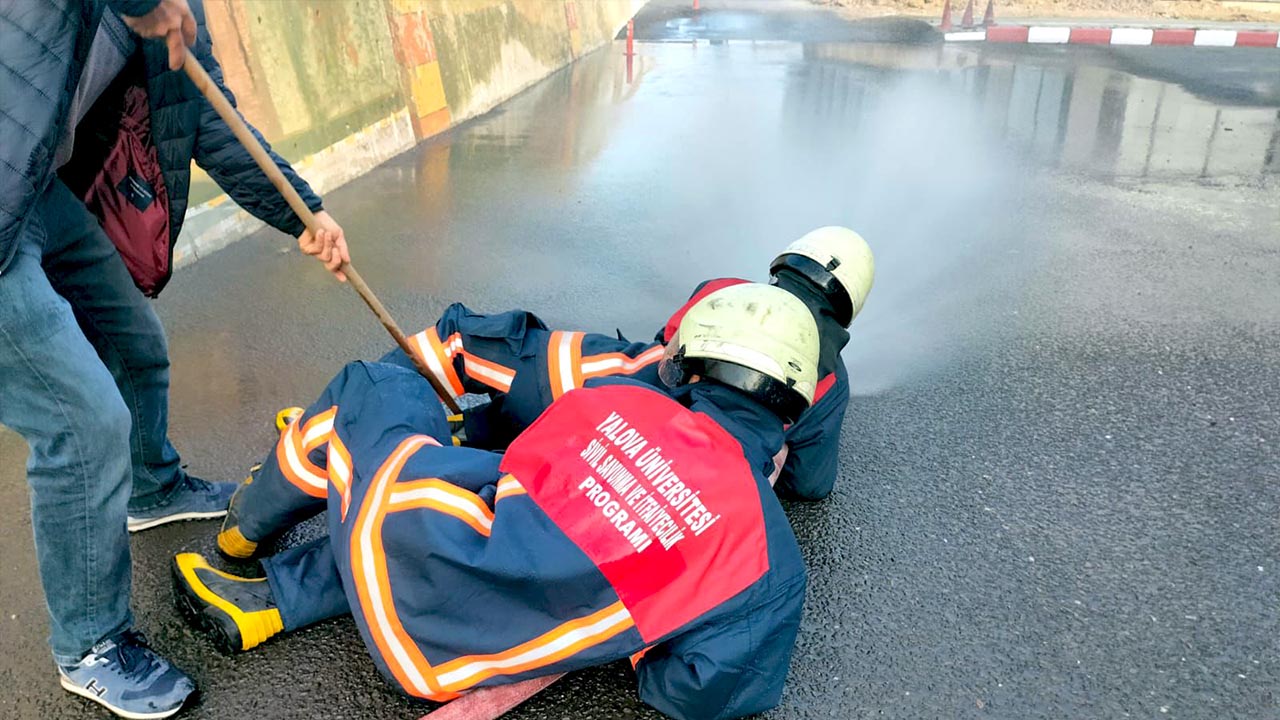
<box><xmin>174</xmin><ymin>284</ymin><xmax>818</xmax><ymax>720</ymax></box>
<box><xmin>410</xmin><ymin>226</ymin><xmax>871</xmax><ymax>496</ymax></box>
<box><xmin>218</xmin><ymin>227</ymin><xmax>873</xmax><ymax>560</ymax></box>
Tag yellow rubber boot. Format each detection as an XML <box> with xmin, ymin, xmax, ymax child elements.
<box><xmin>275</xmin><ymin>406</ymin><xmax>304</xmax><ymax>435</ymax></box>
<box><xmin>172</xmin><ymin>553</ymin><xmax>283</xmax><ymax>653</ymax></box>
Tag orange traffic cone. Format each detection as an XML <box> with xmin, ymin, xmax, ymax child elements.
<box><xmin>961</xmin><ymin>0</ymin><xmax>975</xmax><ymax>27</ymax></box>
<box><xmin>940</xmin><ymin>0</ymin><xmax>953</xmax><ymax>30</ymax></box>
<box><xmin>982</xmin><ymin>0</ymin><xmax>995</xmax><ymax>26</ymax></box>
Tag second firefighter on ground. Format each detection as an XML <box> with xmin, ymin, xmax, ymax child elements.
<box><xmin>176</xmin><ymin>283</ymin><xmax>823</xmax><ymax>720</ymax></box>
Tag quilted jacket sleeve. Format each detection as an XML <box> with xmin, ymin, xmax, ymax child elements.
<box><xmin>0</xmin><ymin>0</ymin><xmax>89</xmax><ymax>269</ymax></box>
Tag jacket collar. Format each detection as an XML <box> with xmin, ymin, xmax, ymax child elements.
<box><xmin>668</xmin><ymin>382</ymin><xmax>786</xmax><ymax>479</ymax></box>
<box><xmin>773</xmin><ymin>270</ymin><xmax>850</xmax><ymax>378</ymax></box>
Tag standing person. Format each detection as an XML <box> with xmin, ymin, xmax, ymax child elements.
<box><xmin>0</xmin><ymin>0</ymin><xmax>347</xmax><ymax>716</ymax></box>
<box><xmin>177</xmin><ymin>284</ymin><xmax>818</xmax><ymax>720</ymax></box>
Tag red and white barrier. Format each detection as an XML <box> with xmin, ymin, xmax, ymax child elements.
<box><xmin>945</xmin><ymin>25</ymin><xmax>1280</xmax><ymax>47</ymax></box>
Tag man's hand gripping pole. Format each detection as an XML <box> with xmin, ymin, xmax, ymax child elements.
<box><xmin>180</xmin><ymin>49</ymin><xmax>462</xmax><ymax>415</ymax></box>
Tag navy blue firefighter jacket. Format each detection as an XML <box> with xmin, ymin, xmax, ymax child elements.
<box><xmin>261</xmin><ymin>361</ymin><xmax>808</xmax><ymax>719</ymax></box>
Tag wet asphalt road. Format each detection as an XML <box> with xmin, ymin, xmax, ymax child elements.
<box><xmin>2</xmin><ymin>0</ymin><xmax>1279</xmax><ymax>718</ymax></box>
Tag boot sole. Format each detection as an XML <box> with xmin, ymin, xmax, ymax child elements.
<box><xmin>171</xmin><ymin>557</ymin><xmax>243</xmax><ymax>655</ymax></box>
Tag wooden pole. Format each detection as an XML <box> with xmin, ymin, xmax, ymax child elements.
<box><xmin>180</xmin><ymin>49</ymin><xmax>462</xmax><ymax>415</ymax></box>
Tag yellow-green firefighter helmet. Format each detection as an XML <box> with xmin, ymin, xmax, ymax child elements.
<box><xmin>770</xmin><ymin>226</ymin><xmax>875</xmax><ymax>327</ymax></box>
<box><xmin>661</xmin><ymin>283</ymin><xmax>819</xmax><ymax>423</ymax></box>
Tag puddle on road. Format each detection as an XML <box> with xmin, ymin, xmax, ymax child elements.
<box><xmin>795</xmin><ymin>43</ymin><xmax>1280</xmax><ymax>180</ymax></box>
<box><xmin>364</xmin><ymin>39</ymin><xmax>1278</xmax><ymax>396</ymax></box>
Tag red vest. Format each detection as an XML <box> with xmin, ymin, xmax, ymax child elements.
<box><xmin>500</xmin><ymin>385</ymin><xmax>770</xmax><ymax>642</ymax></box>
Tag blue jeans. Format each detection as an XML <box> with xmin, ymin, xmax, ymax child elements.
<box><xmin>0</xmin><ymin>179</ymin><xmax>185</xmax><ymax>663</ymax></box>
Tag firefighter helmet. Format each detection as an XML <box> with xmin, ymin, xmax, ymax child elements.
<box><xmin>660</xmin><ymin>283</ymin><xmax>819</xmax><ymax>423</ymax></box>
<box><xmin>770</xmin><ymin>226</ymin><xmax>875</xmax><ymax>327</ymax></box>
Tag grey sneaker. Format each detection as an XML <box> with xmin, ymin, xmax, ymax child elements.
<box><xmin>128</xmin><ymin>474</ymin><xmax>237</xmax><ymax>533</ymax></box>
<box><xmin>58</xmin><ymin>630</ymin><xmax>195</xmax><ymax>719</ymax></box>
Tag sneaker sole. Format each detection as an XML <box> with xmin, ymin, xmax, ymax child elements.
<box><xmin>128</xmin><ymin>509</ymin><xmax>228</xmax><ymax>533</ymax></box>
<box><xmin>59</xmin><ymin>675</ymin><xmax>187</xmax><ymax>720</ymax></box>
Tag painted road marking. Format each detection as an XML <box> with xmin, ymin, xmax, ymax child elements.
<box><xmin>1193</xmin><ymin>29</ymin><xmax>1238</xmax><ymax>46</ymax></box>
<box><xmin>1233</xmin><ymin>30</ymin><xmax>1280</xmax><ymax>47</ymax></box>
<box><xmin>1110</xmin><ymin>28</ymin><xmax>1155</xmax><ymax>45</ymax></box>
<box><xmin>946</xmin><ymin>23</ymin><xmax>1280</xmax><ymax>47</ymax></box>
<box><xmin>1069</xmin><ymin>27</ymin><xmax>1112</xmax><ymax>44</ymax></box>
<box><xmin>1151</xmin><ymin>28</ymin><xmax>1196</xmax><ymax>45</ymax></box>
<box><xmin>986</xmin><ymin>25</ymin><xmax>1029</xmax><ymax>42</ymax></box>
<box><xmin>1027</xmin><ymin>26</ymin><xmax>1071</xmax><ymax>44</ymax></box>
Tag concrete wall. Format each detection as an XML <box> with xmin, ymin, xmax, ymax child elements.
<box><xmin>177</xmin><ymin>0</ymin><xmax>646</xmax><ymax>266</ymax></box>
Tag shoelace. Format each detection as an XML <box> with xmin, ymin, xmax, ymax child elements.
<box><xmin>147</xmin><ymin>473</ymin><xmax>210</xmax><ymax>510</ymax></box>
<box><xmin>107</xmin><ymin>631</ymin><xmax>160</xmax><ymax>678</ymax></box>
<box><xmin>184</xmin><ymin>474</ymin><xmax>216</xmax><ymax>496</ymax></box>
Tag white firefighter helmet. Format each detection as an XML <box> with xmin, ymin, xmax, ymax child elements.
<box><xmin>770</xmin><ymin>226</ymin><xmax>875</xmax><ymax>327</ymax></box>
<box><xmin>660</xmin><ymin>283</ymin><xmax>819</xmax><ymax>423</ymax></box>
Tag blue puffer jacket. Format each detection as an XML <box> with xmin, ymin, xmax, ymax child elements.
<box><xmin>0</xmin><ymin>0</ymin><xmax>321</xmax><ymax>277</ymax></box>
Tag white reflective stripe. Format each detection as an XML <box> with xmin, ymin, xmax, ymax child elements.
<box><xmin>328</xmin><ymin>442</ymin><xmax>353</xmax><ymax>516</ymax></box>
<box><xmin>414</xmin><ymin>331</ymin><xmax>461</xmax><ymax>399</ymax></box>
<box><xmin>1027</xmin><ymin>26</ymin><xmax>1070</xmax><ymax>43</ymax></box>
<box><xmin>944</xmin><ymin>30</ymin><xmax>986</xmax><ymax>42</ymax></box>
<box><xmin>442</xmin><ymin>335</ymin><xmax>464</xmax><ymax>357</ymax></box>
<box><xmin>359</xmin><ymin>437</ymin><xmax>434</xmax><ymax>697</ymax></box>
<box><xmin>303</xmin><ymin>417</ymin><xmax>334</xmax><ymax>448</ymax></box>
<box><xmin>496</xmin><ymin>476</ymin><xmax>524</xmax><ymax>500</ymax></box>
<box><xmin>580</xmin><ymin>347</ymin><xmax>664</xmax><ymax>376</ymax></box>
<box><xmin>1109</xmin><ymin>27</ymin><xmax>1154</xmax><ymax>45</ymax></box>
<box><xmin>557</xmin><ymin>333</ymin><xmax>578</xmax><ymax>393</ymax></box>
<box><xmin>1193</xmin><ymin>29</ymin><xmax>1236</xmax><ymax>46</ymax></box>
<box><xmin>388</xmin><ymin>486</ymin><xmax>493</xmax><ymax>531</ymax></box>
<box><xmin>464</xmin><ymin>357</ymin><xmax>514</xmax><ymax>389</ymax></box>
<box><xmin>283</xmin><ymin>422</ymin><xmax>326</xmax><ymax>491</ymax></box>
<box><xmin>434</xmin><ymin>606</ymin><xmax>633</xmax><ymax>688</ymax></box>
<box><xmin>579</xmin><ymin>357</ymin><xmax>622</xmax><ymax>375</ymax></box>
<box><xmin>329</xmin><ymin>444</ymin><xmax>351</xmax><ymax>483</ymax></box>
<box><xmin>411</xmin><ymin>330</ymin><xmax>432</xmax><ymax>358</ymax></box>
